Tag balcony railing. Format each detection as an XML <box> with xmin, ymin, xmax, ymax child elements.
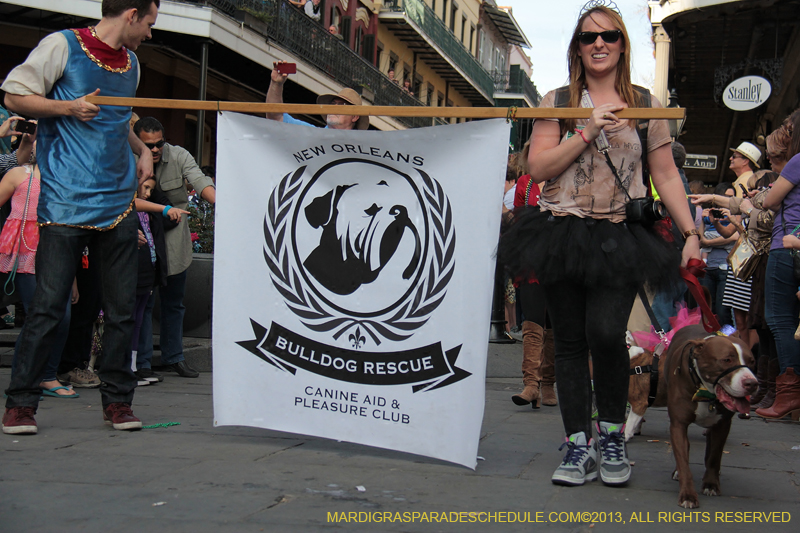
<box><xmin>381</xmin><ymin>0</ymin><xmax>495</xmax><ymax>101</ymax></box>
<box><xmin>179</xmin><ymin>0</ymin><xmax>443</xmax><ymax>128</ymax></box>
<box><xmin>493</xmin><ymin>68</ymin><xmax>541</xmax><ymax>107</ymax></box>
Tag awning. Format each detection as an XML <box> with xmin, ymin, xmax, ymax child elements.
<box><xmin>483</xmin><ymin>6</ymin><xmax>531</xmax><ymax>48</ymax></box>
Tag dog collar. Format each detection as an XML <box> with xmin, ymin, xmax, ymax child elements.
<box><xmin>692</xmin><ymin>386</ymin><xmax>716</xmax><ymax>402</ymax></box>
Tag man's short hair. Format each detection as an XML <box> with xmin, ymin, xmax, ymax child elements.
<box><xmin>671</xmin><ymin>141</ymin><xmax>686</xmax><ymax>169</ymax></box>
<box><xmin>102</xmin><ymin>0</ymin><xmax>160</xmax><ymax>19</ymax></box>
<box><xmin>133</xmin><ymin>116</ymin><xmax>164</xmax><ymax>136</ymax></box>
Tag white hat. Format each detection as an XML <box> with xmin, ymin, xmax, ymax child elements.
<box><xmin>730</xmin><ymin>142</ymin><xmax>762</xmax><ymax>169</ymax></box>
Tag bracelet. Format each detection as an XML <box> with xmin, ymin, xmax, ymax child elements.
<box><xmin>162</xmin><ymin>205</ymin><xmax>172</xmax><ymax>217</ymax></box>
<box><xmin>574</xmin><ymin>128</ymin><xmax>590</xmax><ymax>144</ymax></box>
<box><xmin>682</xmin><ymin>228</ymin><xmax>701</xmax><ymax>239</ymax></box>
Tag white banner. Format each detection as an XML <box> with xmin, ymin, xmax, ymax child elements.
<box><xmin>212</xmin><ymin>113</ymin><xmax>510</xmax><ymax>468</ymax></box>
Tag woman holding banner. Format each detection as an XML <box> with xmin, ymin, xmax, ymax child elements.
<box><xmin>499</xmin><ymin>1</ymin><xmax>699</xmax><ymax>487</ymax></box>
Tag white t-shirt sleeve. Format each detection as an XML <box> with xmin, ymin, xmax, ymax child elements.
<box><xmin>1</xmin><ymin>32</ymin><xmax>69</xmax><ymax>96</ymax></box>
<box><xmin>305</xmin><ymin>2</ymin><xmax>321</xmax><ymax>21</ymax></box>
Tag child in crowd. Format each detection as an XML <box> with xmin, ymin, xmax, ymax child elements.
<box><xmin>130</xmin><ymin>178</ymin><xmax>184</xmax><ymax>384</ymax></box>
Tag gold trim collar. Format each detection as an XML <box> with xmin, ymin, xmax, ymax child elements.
<box><xmin>73</xmin><ymin>28</ymin><xmax>132</xmax><ymax>74</ymax></box>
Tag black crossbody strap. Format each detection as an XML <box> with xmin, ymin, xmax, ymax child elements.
<box><xmin>632</xmin><ymin>85</ymin><xmax>651</xmax><ymax>189</ymax></box>
<box><xmin>637</xmin><ymin>287</ymin><xmax>664</xmax><ymax>333</ymax></box>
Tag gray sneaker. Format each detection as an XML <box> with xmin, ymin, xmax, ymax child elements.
<box><xmin>596</xmin><ymin>421</ymin><xmax>631</xmax><ymax>486</ymax></box>
<box><xmin>551</xmin><ymin>432</ymin><xmax>597</xmax><ymax>486</ymax></box>
<box><xmin>57</xmin><ymin>367</ymin><xmax>101</xmax><ymax>388</ymax></box>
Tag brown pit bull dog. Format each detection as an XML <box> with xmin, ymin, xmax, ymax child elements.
<box><xmin>625</xmin><ymin>325</ymin><xmax>757</xmax><ymax>508</ymax></box>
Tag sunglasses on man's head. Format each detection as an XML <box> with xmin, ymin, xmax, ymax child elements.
<box><xmin>145</xmin><ymin>140</ymin><xmax>166</xmax><ymax>150</ymax></box>
<box><xmin>577</xmin><ymin>30</ymin><xmax>622</xmax><ymax>45</ymax></box>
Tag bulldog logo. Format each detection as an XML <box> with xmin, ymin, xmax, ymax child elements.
<box><xmin>264</xmin><ymin>159</ymin><xmax>455</xmax><ymax>348</ymax></box>
<box><xmin>302</xmin><ymin>179</ymin><xmax>421</xmax><ymax>296</ymax></box>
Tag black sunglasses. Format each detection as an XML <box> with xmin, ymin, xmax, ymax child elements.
<box><xmin>145</xmin><ymin>139</ymin><xmax>166</xmax><ymax>150</ymax></box>
<box><xmin>577</xmin><ymin>30</ymin><xmax>622</xmax><ymax>45</ymax></box>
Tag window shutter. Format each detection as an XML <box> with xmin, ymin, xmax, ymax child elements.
<box><xmin>363</xmin><ymin>34</ymin><xmax>375</xmax><ymax>64</ymax></box>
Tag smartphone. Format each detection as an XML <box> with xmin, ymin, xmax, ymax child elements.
<box><xmin>14</xmin><ymin>120</ymin><xmax>36</xmax><ymax>134</ymax></box>
<box><xmin>738</xmin><ymin>184</ymin><xmax>748</xmax><ymax>197</ymax></box>
<box><xmin>275</xmin><ymin>62</ymin><xmax>296</xmax><ymax>75</ymax></box>
<box><xmin>710</xmin><ymin>209</ymin><xmax>724</xmax><ymax>218</ymax></box>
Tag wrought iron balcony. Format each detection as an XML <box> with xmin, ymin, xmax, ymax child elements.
<box><xmin>493</xmin><ymin>67</ymin><xmax>541</xmax><ymax>107</ymax></box>
<box><xmin>179</xmin><ymin>1</ymin><xmax>444</xmax><ymax>128</ymax></box>
<box><xmin>380</xmin><ymin>0</ymin><xmax>495</xmax><ymax>105</ymax></box>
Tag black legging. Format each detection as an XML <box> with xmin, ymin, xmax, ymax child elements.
<box><xmin>544</xmin><ymin>281</ymin><xmax>638</xmax><ymax>436</ymax></box>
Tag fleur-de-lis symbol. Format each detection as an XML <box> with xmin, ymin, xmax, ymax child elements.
<box><xmin>349</xmin><ymin>327</ymin><xmax>366</xmax><ymax>349</ymax></box>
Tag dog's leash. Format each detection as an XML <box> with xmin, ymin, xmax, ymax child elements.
<box><xmin>679</xmin><ymin>259</ymin><xmax>722</xmax><ymax>333</ymax></box>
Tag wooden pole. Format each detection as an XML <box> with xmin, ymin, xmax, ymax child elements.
<box><xmin>86</xmin><ymin>96</ymin><xmax>685</xmax><ymax>120</ymax></box>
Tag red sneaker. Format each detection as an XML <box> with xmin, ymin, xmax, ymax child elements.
<box><xmin>102</xmin><ymin>403</ymin><xmax>142</xmax><ymax>430</ymax></box>
<box><xmin>2</xmin><ymin>406</ymin><xmax>38</xmax><ymax>435</ymax></box>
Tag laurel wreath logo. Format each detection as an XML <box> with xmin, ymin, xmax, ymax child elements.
<box><xmin>263</xmin><ymin>166</ymin><xmax>456</xmax><ymax>348</ymax></box>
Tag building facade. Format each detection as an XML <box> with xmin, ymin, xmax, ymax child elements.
<box><xmin>650</xmin><ymin>0</ymin><xmax>800</xmax><ymax>182</ymax></box>
<box><xmin>0</xmin><ymin>0</ymin><xmax>540</xmax><ymax>163</ymax></box>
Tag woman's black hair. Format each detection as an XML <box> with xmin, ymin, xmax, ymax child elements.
<box><xmin>713</xmin><ymin>182</ymin><xmax>733</xmax><ymax>195</ymax></box>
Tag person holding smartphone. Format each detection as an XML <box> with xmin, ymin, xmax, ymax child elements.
<box><xmin>0</xmin><ymin>116</ymin><xmax>34</xmax><ymax>178</ymax></box>
<box><xmin>697</xmin><ymin>183</ymin><xmax>738</xmax><ymax>328</ymax></box>
<box><xmin>265</xmin><ymin>61</ymin><xmax>369</xmax><ymax>130</ymax></box>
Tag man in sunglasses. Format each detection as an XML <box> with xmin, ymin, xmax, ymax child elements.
<box><xmin>729</xmin><ymin>141</ymin><xmax>762</xmax><ymax>198</ymax></box>
<box><xmin>265</xmin><ymin>61</ymin><xmax>370</xmax><ymax>130</ymax></box>
<box><xmin>132</xmin><ymin>116</ymin><xmax>215</xmax><ymax>380</ymax></box>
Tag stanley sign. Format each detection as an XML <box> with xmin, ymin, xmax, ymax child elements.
<box><xmin>723</xmin><ymin>75</ymin><xmax>771</xmax><ymax>111</ymax></box>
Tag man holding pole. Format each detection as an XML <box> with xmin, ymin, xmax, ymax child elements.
<box><xmin>265</xmin><ymin>63</ymin><xmax>369</xmax><ymax>130</ymax></box>
<box><xmin>1</xmin><ymin>0</ymin><xmax>159</xmax><ymax>435</ymax></box>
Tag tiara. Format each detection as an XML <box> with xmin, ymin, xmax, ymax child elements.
<box><xmin>580</xmin><ymin>0</ymin><xmax>621</xmax><ymax>15</ymax></box>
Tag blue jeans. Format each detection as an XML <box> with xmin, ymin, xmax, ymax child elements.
<box><xmin>651</xmin><ymin>284</ymin><xmax>688</xmax><ymax>332</ymax></box>
<box><xmin>137</xmin><ymin>270</ymin><xmax>187</xmax><ymax>368</ymax></box>
<box><xmin>764</xmin><ymin>249</ymin><xmax>800</xmax><ymax>373</ymax></box>
<box><xmin>11</xmin><ymin>273</ymin><xmax>71</xmax><ymax>382</ymax></box>
<box><xmin>58</xmin><ymin>252</ymin><xmax>102</xmax><ymax>374</ymax></box>
<box><xmin>4</xmin><ymin>215</ymin><xmax>138</xmax><ymax>409</ymax></box>
<box><xmin>701</xmin><ymin>266</ymin><xmax>733</xmax><ymax>326</ymax></box>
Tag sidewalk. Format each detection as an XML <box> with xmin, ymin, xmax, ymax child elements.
<box><xmin>1</xmin><ymin>339</ymin><xmax>798</xmax><ymax>532</ymax></box>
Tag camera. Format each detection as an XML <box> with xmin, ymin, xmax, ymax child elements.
<box><xmin>710</xmin><ymin>208</ymin><xmax>724</xmax><ymax>219</ymax></box>
<box><xmin>625</xmin><ymin>197</ymin><xmax>667</xmax><ymax>225</ymax></box>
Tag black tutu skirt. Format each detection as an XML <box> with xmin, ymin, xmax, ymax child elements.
<box><xmin>498</xmin><ymin>208</ymin><xmax>681</xmax><ymax>291</ymax></box>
